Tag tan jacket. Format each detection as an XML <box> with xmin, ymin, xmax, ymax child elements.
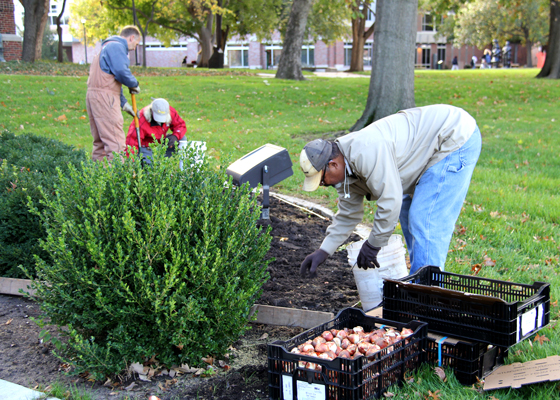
<box><xmin>320</xmin><ymin>104</ymin><xmax>477</xmax><ymax>254</ymax></box>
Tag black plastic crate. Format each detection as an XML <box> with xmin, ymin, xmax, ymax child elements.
<box><xmin>383</xmin><ymin>266</ymin><xmax>550</xmax><ymax>347</ymax></box>
<box><xmin>267</xmin><ymin>307</ymin><xmax>427</xmax><ymax>400</ymax></box>
<box><xmin>427</xmin><ymin>333</ymin><xmax>508</xmax><ymax>385</ymax></box>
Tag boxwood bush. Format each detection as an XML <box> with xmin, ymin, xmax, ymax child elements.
<box><xmin>0</xmin><ymin>131</ymin><xmax>87</xmax><ymax>278</ymax></box>
<box><xmin>28</xmin><ymin>143</ymin><xmax>272</xmax><ymax>379</ymax></box>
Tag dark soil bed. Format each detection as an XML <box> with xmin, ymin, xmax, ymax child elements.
<box><xmin>0</xmin><ymin>196</ymin><xmax>362</xmax><ymax>400</ymax></box>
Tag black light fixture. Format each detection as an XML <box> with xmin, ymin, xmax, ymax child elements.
<box><xmin>226</xmin><ymin>144</ymin><xmax>293</xmax><ymax>219</ymax></box>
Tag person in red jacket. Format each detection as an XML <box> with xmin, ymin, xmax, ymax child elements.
<box><xmin>126</xmin><ymin>98</ymin><xmax>186</xmax><ymax>156</ymax></box>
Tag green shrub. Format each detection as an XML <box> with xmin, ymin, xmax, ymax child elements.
<box><xmin>0</xmin><ymin>131</ymin><xmax>87</xmax><ymax>278</ymax></box>
<box><xmin>28</xmin><ymin>143</ymin><xmax>272</xmax><ymax>380</ymax></box>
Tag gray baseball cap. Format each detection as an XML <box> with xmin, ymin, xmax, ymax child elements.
<box><xmin>152</xmin><ymin>98</ymin><xmax>170</xmax><ymax>123</ymax></box>
<box><xmin>299</xmin><ymin>139</ymin><xmax>332</xmax><ymax>191</ymax></box>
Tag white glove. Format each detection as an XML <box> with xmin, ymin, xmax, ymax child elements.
<box><xmin>129</xmin><ymin>86</ymin><xmax>141</xmax><ymax>94</ymax></box>
<box><xmin>122</xmin><ymin>102</ymin><xmax>136</xmax><ymax>118</ymax></box>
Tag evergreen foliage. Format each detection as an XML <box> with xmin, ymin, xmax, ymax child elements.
<box><xmin>27</xmin><ymin>143</ymin><xmax>272</xmax><ymax>379</ymax></box>
<box><xmin>0</xmin><ymin>131</ymin><xmax>86</xmax><ymax>278</ymax></box>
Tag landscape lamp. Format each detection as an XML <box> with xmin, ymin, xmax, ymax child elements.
<box><xmin>226</xmin><ymin>144</ymin><xmax>293</xmax><ymax>219</ymax></box>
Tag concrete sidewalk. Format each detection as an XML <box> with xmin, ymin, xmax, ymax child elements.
<box><xmin>0</xmin><ymin>379</ymin><xmax>60</xmax><ymax>400</ymax></box>
<box><xmin>257</xmin><ymin>71</ymin><xmax>368</xmax><ymax>78</ymax></box>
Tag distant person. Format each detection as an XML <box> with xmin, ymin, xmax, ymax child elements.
<box><xmin>451</xmin><ymin>56</ymin><xmax>459</xmax><ymax>70</ymax></box>
<box><xmin>481</xmin><ymin>49</ymin><xmax>491</xmax><ymax>69</ymax></box>
<box><xmin>125</xmin><ymin>98</ymin><xmax>187</xmax><ymax>157</ymax></box>
<box><xmin>471</xmin><ymin>55</ymin><xmax>478</xmax><ymax>68</ymax></box>
<box><xmin>86</xmin><ymin>26</ymin><xmax>141</xmax><ymax>162</ymax></box>
<box><xmin>182</xmin><ymin>55</ymin><xmax>188</xmax><ymax>66</ymax></box>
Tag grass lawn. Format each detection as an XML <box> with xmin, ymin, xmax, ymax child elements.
<box><xmin>1</xmin><ymin>64</ymin><xmax>560</xmax><ymax>399</ymax></box>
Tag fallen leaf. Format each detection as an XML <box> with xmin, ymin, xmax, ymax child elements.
<box><xmin>259</xmin><ymin>333</ymin><xmax>269</xmax><ymax>340</ymax></box>
<box><xmin>434</xmin><ymin>367</ymin><xmax>446</xmax><ymax>382</ymax></box>
<box><xmin>534</xmin><ymin>333</ymin><xmax>550</xmax><ymax>345</ymax></box>
<box><xmin>202</xmin><ymin>356</ymin><xmax>214</xmax><ymax>365</ymax></box>
<box><xmin>5</xmin><ymin>318</ymin><xmax>12</xmax><ymax>325</ymax></box>
<box><xmin>471</xmin><ymin>264</ymin><xmax>482</xmax><ymax>275</ymax></box>
<box><xmin>427</xmin><ymin>389</ymin><xmax>441</xmax><ymax>400</ymax></box>
<box><xmin>384</xmin><ymin>391</ymin><xmax>395</xmax><ymax>397</ymax></box>
<box><xmin>79</xmin><ymin>115</ymin><xmax>87</xmax><ymax>120</ymax></box>
<box><xmin>138</xmin><ymin>374</ymin><xmax>151</xmax><ymax>382</ymax></box>
<box><xmin>55</xmin><ymin>114</ymin><xmax>67</xmax><ymax>122</ymax></box>
<box><xmin>129</xmin><ymin>362</ymin><xmax>144</xmax><ymax>374</ymax></box>
<box><xmin>165</xmin><ymin>378</ymin><xmax>177</xmax><ymax>387</ymax></box>
<box><xmin>103</xmin><ymin>378</ymin><xmax>112</xmax><ymax>387</ymax></box>
<box><xmin>124</xmin><ymin>382</ymin><xmax>136</xmax><ymax>390</ymax></box>
<box><xmin>483</xmin><ymin>256</ymin><xmax>496</xmax><ymax>267</ymax></box>
<box><xmin>1</xmin><ymin>101</ymin><xmax>6</xmax><ymax>107</ymax></box>
<box><xmin>148</xmin><ymin>396</ymin><xmax>161</xmax><ymax>400</ymax></box>
<box><xmin>194</xmin><ymin>368</ymin><xmax>205</xmax><ymax>376</ymax></box>
<box><xmin>175</xmin><ymin>343</ymin><xmax>184</xmax><ymax>350</ymax></box>
<box><xmin>490</xmin><ymin>211</ymin><xmax>501</xmax><ymax>218</ymax></box>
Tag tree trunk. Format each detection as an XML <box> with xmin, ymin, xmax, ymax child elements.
<box><xmin>209</xmin><ymin>0</ymin><xmax>224</xmax><ymax>69</ymax></box>
<box><xmin>526</xmin><ymin>40</ymin><xmax>533</xmax><ymax>68</ymax></box>
<box><xmin>275</xmin><ymin>0</ymin><xmax>313</xmax><ymax>80</ymax></box>
<box><xmin>537</xmin><ymin>0</ymin><xmax>560</xmax><ymax>78</ymax></box>
<box><xmin>350</xmin><ymin>0</ymin><xmax>417</xmax><ymax>131</ymax></box>
<box><xmin>349</xmin><ymin>1</ymin><xmax>373</xmax><ymax>72</ymax></box>
<box><xmin>56</xmin><ymin>0</ymin><xmax>67</xmax><ymax>63</ymax></box>
<box><xmin>20</xmin><ymin>0</ymin><xmax>50</xmax><ymax>62</ymax></box>
<box><xmin>349</xmin><ymin>17</ymin><xmax>366</xmax><ymax>72</ymax></box>
<box><xmin>197</xmin><ymin>25</ymin><xmax>214</xmax><ymax>68</ymax></box>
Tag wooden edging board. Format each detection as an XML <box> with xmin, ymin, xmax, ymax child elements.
<box><xmin>0</xmin><ymin>277</ymin><xmax>35</xmax><ymax>296</ymax></box>
<box><xmin>0</xmin><ymin>280</ymin><xmax>339</xmax><ymax>330</ymax></box>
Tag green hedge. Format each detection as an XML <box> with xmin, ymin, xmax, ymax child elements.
<box><xmin>0</xmin><ymin>131</ymin><xmax>87</xmax><ymax>278</ymax></box>
<box><xmin>28</xmin><ymin>143</ymin><xmax>272</xmax><ymax>379</ymax></box>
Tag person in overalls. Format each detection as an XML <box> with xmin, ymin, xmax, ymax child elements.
<box><xmin>86</xmin><ymin>26</ymin><xmax>141</xmax><ymax>161</ymax></box>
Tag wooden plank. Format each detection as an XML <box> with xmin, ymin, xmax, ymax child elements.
<box><xmin>251</xmin><ymin>304</ymin><xmax>334</xmax><ymax>329</ymax></box>
<box><xmin>0</xmin><ymin>278</ymin><xmax>35</xmax><ymax>296</ymax></box>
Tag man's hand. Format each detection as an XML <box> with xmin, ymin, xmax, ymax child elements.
<box><xmin>122</xmin><ymin>103</ymin><xmax>136</xmax><ymax>118</ymax></box>
<box><xmin>300</xmin><ymin>249</ymin><xmax>329</xmax><ymax>278</ymax></box>
<box><xmin>129</xmin><ymin>86</ymin><xmax>141</xmax><ymax>94</ymax></box>
<box><xmin>357</xmin><ymin>241</ymin><xmax>381</xmax><ymax>269</ymax></box>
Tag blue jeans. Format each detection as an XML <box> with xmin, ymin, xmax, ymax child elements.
<box><xmin>399</xmin><ymin>127</ymin><xmax>482</xmax><ymax>274</ymax></box>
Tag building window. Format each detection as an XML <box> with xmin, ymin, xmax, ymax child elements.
<box><xmin>422</xmin><ymin>13</ymin><xmax>444</xmax><ymax>32</ymax></box>
<box><xmin>145</xmin><ymin>43</ymin><xmax>188</xmax><ymax>49</ymax></box>
<box><xmin>363</xmin><ymin>42</ymin><xmax>373</xmax><ymax>66</ymax></box>
<box><xmin>421</xmin><ymin>47</ymin><xmax>431</xmax><ymax>68</ymax></box>
<box><xmin>226</xmin><ymin>45</ymin><xmax>249</xmax><ymax>67</ymax></box>
<box><xmin>422</xmin><ymin>14</ymin><xmax>434</xmax><ymax>31</ymax></box>
<box><xmin>437</xmin><ymin>46</ymin><xmax>446</xmax><ymax>63</ymax></box>
<box><xmin>49</xmin><ymin>14</ymin><xmax>69</xmax><ymax>25</ymax></box>
<box><xmin>265</xmin><ymin>45</ymin><xmax>283</xmax><ymax>68</ymax></box>
<box><xmin>344</xmin><ymin>42</ymin><xmax>373</xmax><ymax>66</ymax></box>
<box><xmin>301</xmin><ymin>46</ymin><xmax>315</xmax><ymax>67</ymax></box>
<box><xmin>366</xmin><ymin>6</ymin><xmax>375</xmax><ymax>21</ymax></box>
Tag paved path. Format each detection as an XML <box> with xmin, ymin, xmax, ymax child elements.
<box><xmin>257</xmin><ymin>71</ymin><xmax>368</xmax><ymax>79</ymax></box>
<box><xmin>0</xmin><ymin>379</ymin><xmax>59</xmax><ymax>400</ymax></box>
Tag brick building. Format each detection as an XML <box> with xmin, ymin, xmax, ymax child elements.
<box><xmin>7</xmin><ymin>1</ymin><xmax>535</xmax><ymax>69</ymax></box>
<box><xmin>0</xmin><ymin>0</ymin><xmax>22</xmax><ymax>61</ymax></box>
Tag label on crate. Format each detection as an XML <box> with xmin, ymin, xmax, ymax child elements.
<box><xmin>281</xmin><ymin>375</ymin><xmax>326</xmax><ymax>400</ymax></box>
<box><xmin>518</xmin><ymin>307</ymin><xmax>538</xmax><ymax>341</ymax></box>
<box><xmin>538</xmin><ymin>303</ymin><xmax>545</xmax><ymax>328</ymax></box>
